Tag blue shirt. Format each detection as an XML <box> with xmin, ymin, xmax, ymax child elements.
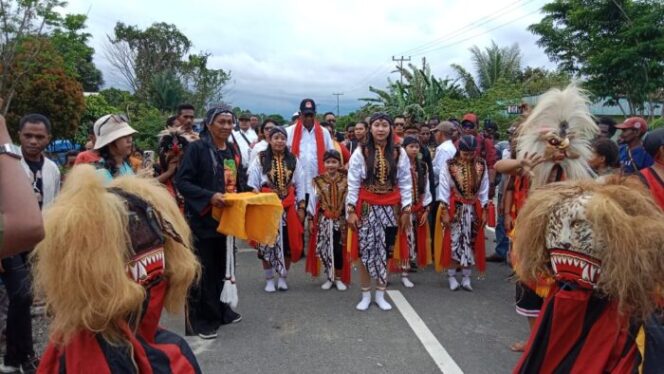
<box><xmin>97</xmin><ymin>161</ymin><xmax>134</xmax><ymax>183</ymax></box>
<box><xmin>619</xmin><ymin>144</ymin><xmax>653</xmax><ymax>174</ymax></box>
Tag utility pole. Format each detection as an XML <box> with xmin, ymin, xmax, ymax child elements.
<box><xmin>422</xmin><ymin>56</ymin><xmax>427</xmax><ymax>72</ymax></box>
<box><xmin>392</xmin><ymin>55</ymin><xmax>411</xmax><ymax>85</ymax></box>
<box><xmin>332</xmin><ymin>92</ymin><xmax>344</xmax><ymax>117</ymax></box>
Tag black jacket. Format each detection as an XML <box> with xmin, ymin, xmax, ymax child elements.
<box><xmin>420</xmin><ymin>145</ymin><xmax>436</xmax><ymax>199</ymax></box>
<box><xmin>175</xmin><ymin>132</ymin><xmax>246</xmax><ymax>239</ymax></box>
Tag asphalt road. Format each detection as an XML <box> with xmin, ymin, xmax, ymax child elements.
<box><xmin>162</xmin><ymin>231</ymin><xmax>528</xmax><ymax>374</ymax></box>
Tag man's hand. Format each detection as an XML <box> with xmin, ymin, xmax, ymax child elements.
<box><xmin>210</xmin><ymin>193</ymin><xmax>226</xmax><ymax>208</ymax></box>
<box><xmin>418</xmin><ymin>210</ymin><xmax>428</xmax><ymax>226</ymax></box>
<box><xmin>399</xmin><ymin>212</ymin><xmax>412</xmax><ymax>232</ymax></box>
<box><xmin>504</xmin><ymin>214</ymin><xmax>514</xmax><ymax>233</ymax></box>
<box><xmin>440</xmin><ymin>210</ymin><xmax>450</xmax><ymax>229</ymax></box>
<box><xmin>297</xmin><ymin>208</ymin><xmax>305</xmax><ymax>224</ymax></box>
<box><xmin>347</xmin><ymin>212</ymin><xmax>360</xmax><ymax>231</ymax></box>
<box><xmin>519</xmin><ymin>152</ymin><xmax>544</xmax><ymax>177</ymax></box>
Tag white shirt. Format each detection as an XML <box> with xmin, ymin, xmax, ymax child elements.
<box><xmin>249</xmin><ymin>140</ymin><xmax>268</xmax><ymax>166</ymax></box>
<box><xmin>285</xmin><ymin>124</ymin><xmax>334</xmax><ymax>196</ymax></box>
<box><xmin>231</xmin><ymin>128</ymin><xmax>258</xmax><ymax>168</ymax></box>
<box><xmin>247</xmin><ymin>153</ymin><xmax>306</xmax><ymax>204</ymax></box>
<box><xmin>20</xmin><ymin>151</ymin><xmax>61</xmax><ymax>209</ymax></box>
<box><xmin>346</xmin><ymin>146</ymin><xmax>413</xmax><ymax>209</ymax></box>
<box><xmin>437</xmin><ymin>160</ymin><xmax>489</xmax><ymax>206</ymax></box>
<box><xmin>432</xmin><ymin>139</ymin><xmax>457</xmax><ymax>187</ymax></box>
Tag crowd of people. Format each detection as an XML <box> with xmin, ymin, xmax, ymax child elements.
<box><xmin>1</xmin><ymin>83</ymin><xmax>664</xmax><ymax>372</ymax></box>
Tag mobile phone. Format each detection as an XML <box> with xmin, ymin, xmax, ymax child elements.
<box><xmin>142</xmin><ymin>150</ymin><xmax>155</xmax><ymax>169</ymax></box>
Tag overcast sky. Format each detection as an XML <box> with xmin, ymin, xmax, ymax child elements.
<box><xmin>63</xmin><ymin>0</ymin><xmax>554</xmax><ymax>116</ymax></box>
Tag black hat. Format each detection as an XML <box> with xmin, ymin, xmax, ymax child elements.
<box><xmin>299</xmin><ymin>98</ymin><xmax>316</xmax><ymax>115</ymax></box>
<box><xmin>643</xmin><ymin>128</ymin><xmax>664</xmax><ymax>158</ymax></box>
<box><xmin>323</xmin><ymin>149</ymin><xmax>341</xmax><ymax>162</ymax></box>
<box><xmin>239</xmin><ymin>111</ymin><xmax>251</xmax><ymax>120</ymax></box>
<box><xmin>402</xmin><ymin>136</ymin><xmax>420</xmax><ymax>148</ymax></box>
<box><xmin>459</xmin><ymin>135</ymin><xmax>478</xmax><ymax>151</ymax></box>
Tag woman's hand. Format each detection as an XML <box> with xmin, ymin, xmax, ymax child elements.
<box><xmin>347</xmin><ymin>212</ymin><xmax>360</xmax><ymax>231</ymax></box>
<box><xmin>418</xmin><ymin>210</ymin><xmax>428</xmax><ymax>226</ymax></box>
<box><xmin>399</xmin><ymin>212</ymin><xmax>412</xmax><ymax>232</ymax></box>
<box><xmin>297</xmin><ymin>208</ymin><xmax>305</xmax><ymax>224</ymax></box>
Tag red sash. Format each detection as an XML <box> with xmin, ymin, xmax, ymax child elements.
<box><xmin>642</xmin><ymin>167</ymin><xmax>664</xmax><ymax>211</ymax></box>
<box><xmin>306</xmin><ymin>202</ymin><xmax>351</xmax><ymax>284</ymax></box>
<box><xmin>413</xmin><ymin>202</ymin><xmax>430</xmax><ymax>268</ymax></box>
<box><xmin>261</xmin><ymin>186</ymin><xmax>304</xmax><ymax>262</ymax></box>
<box><xmin>348</xmin><ymin>188</ymin><xmax>405</xmax><ymax>263</ymax></box>
<box><xmin>440</xmin><ymin>193</ymin><xmax>486</xmax><ymax>273</ymax></box>
<box><xmin>291</xmin><ymin>119</ymin><xmax>325</xmax><ymax>175</ymax></box>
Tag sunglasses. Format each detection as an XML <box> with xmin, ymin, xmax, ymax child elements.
<box><xmin>462</xmin><ymin>123</ymin><xmax>475</xmax><ymax>129</ymax></box>
<box><xmin>97</xmin><ymin>114</ymin><xmax>129</xmax><ymax>136</ymax></box>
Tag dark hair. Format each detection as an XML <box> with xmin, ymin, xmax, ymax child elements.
<box><xmin>177</xmin><ymin>104</ymin><xmax>195</xmax><ymax>115</ymax></box>
<box><xmin>364</xmin><ymin>113</ymin><xmax>398</xmax><ymax>185</ymax></box>
<box><xmin>345</xmin><ymin>123</ymin><xmax>355</xmax><ymax>131</ymax></box>
<box><xmin>260</xmin><ymin>142</ymin><xmax>297</xmax><ymax>176</ymax></box>
<box><xmin>98</xmin><ymin>146</ymin><xmax>121</xmax><ymax>176</ymax></box>
<box><xmin>260</xmin><ymin>119</ymin><xmax>279</xmax><ymax>134</ymax></box>
<box><xmin>420</xmin><ymin>122</ymin><xmax>431</xmax><ymax>129</ymax></box>
<box><xmin>592</xmin><ymin>138</ymin><xmax>620</xmax><ymax>168</ymax></box>
<box><xmin>158</xmin><ymin>132</ymin><xmax>190</xmax><ymax>171</ymax></box>
<box><xmin>355</xmin><ymin>121</ymin><xmax>368</xmax><ymax>130</ymax></box>
<box><xmin>166</xmin><ymin>115</ymin><xmax>177</xmax><ymax>127</ymax></box>
<box><xmin>323</xmin><ymin>112</ymin><xmax>335</xmax><ymax>118</ymax></box>
<box><xmin>597</xmin><ymin>116</ymin><xmax>617</xmax><ymax>138</ymax></box>
<box><xmin>321</xmin><ymin>121</ymin><xmax>334</xmax><ymax>130</ymax></box>
<box><xmin>19</xmin><ymin>113</ymin><xmax>51</xmax><ymax>134</ymax></box>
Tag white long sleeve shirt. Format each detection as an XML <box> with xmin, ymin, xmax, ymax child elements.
<box><xmin>432</xmin><ymin>139</ymin><xmax>457</xmax><ymax>187</ymax></box>
<box><xmin>285</xmin><ymin>124</ymin><xmax>334</xmax><ymax>196</ymax></box>
<box><xmin>247</xmin><ymin>153</ymin><xmax>306</xmax><ymax>204</ymax></box>
<box><xmin>437</xmin><ymin>161</ymin><xmax>489</xmax><ymax>207</ymax></box>
<box><xmin>345</xmin><ymin>146</ymin><xmax>413</xmax><ymax>209</ymax></box>
<box><xmin>249</xmin><ymin>140</ymin><xmax>268</xmax><ymax>166</ymax></box>
<box><xmin>231</xmin><ymin>128</ymin><xmax>258</xmax><ymax>168</ymax></box>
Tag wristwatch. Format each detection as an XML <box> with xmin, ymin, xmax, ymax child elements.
<box><xmin>0</xmin><ymin>143</ymin><xmax>21</xmax><ymax>160</ymax></box>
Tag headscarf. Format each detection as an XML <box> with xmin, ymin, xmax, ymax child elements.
<box><xmin>459</xmin><ymin>135</ymin><xmax>478</xmax><ymax>152</ymax></box>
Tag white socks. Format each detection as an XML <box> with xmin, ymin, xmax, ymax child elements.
<box><xmin>461</xmin><ymin>269</ymin><xmax>472</xmax><ymax>291</ymax></box>
<box><xmin>321</xmin><ymin>280</ymin><xmax>333</xmax><ymax>290</ymax></box>
<box><xmin>401</xmin><ymin>273</ymin><xmax>414</xmax><ymax>288</ymax></box>
<box><xmin>335</xmin><ymin>278</ymin><xmax>347</xmax><ymax>291</ymax></box>
<box><xmin>374</xmin><ymin>290</ymin><xmax>392</xmax><ymax>311</ymax></box>
<box><xmin>356</xmin><ymin>291</ymin><xmax>371</xmax><ymax>311</ymax></box>
<box><xmin>277</xmin><ymin>277</ymin><xmax>288</xmax><ymax>291</ymax></box>
<box><xmin>448</xmin><ymin>269</ymin><xmax>460</xmax><ymax>291</ymax></box>
<box><xmin>264</xmin><ymin>278</ymin><xmax>276</xmax><ymax>293</ymax></box>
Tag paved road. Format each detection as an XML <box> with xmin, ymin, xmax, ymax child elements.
<box><xmin>162</xmin><ymin>232</ymin><xmax>528</xmax><ymax>374</ymax></box>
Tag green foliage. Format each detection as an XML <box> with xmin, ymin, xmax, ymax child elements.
<box><xmin>5</xmin><ymin>37</ymin><xmax>85</xmax><ymax>140</ymax></box>
<box><xmin>50</xmin><ymin>14</ymin><xmax>103</xmax><ymax>91</ymax></box>
<box><xmin>265</xmin><ymin>113</ymin><xmax>286</xmax><ymax>125</ymax></box>
<box><xmin>452</xmin><ymin>41</ymin><xmax>522</xmax><ymax>97</ymax></box>
<box><xmin>148</xmin><ymin>71</ymin><xmax>186</xmax><ymax>112</ymax></box>
<box><xmin>529</xmin><ymin>0</ymin><xmax>664</xmax><ymax>117</ymax></box>
<box><xmin>99</xmin><ymin>88</ymin><xmax>133</xmax><ymax>109</ymax></box>
<box><xmin>180</xmin><ymin>53</ymin><xmax>230</xmax><ymax>116</ymax></box>
<box><xmin>518</xmin><ymin>67</ymin><xmax>571</xmax><ymax>96</ymax></box>
<box><xmin>76</xmin><ymin>94</ymin><xmax>118</xmax><ymax>146</ymax></box>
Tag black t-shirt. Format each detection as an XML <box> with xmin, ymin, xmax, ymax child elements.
<box><xmin>25</xmin><ymin>157</ymin><xmax>45</xmax><ymax>209</ymax></box>
<box><xmin>214</xmin><ymin>148</ymin><xmax>238</xmax><ymax>193</ymax></box>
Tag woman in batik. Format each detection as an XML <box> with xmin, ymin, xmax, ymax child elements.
<box><xmin>248</xmin><ymin>126</ymin><xmax>306</xmax><ymax>293</ymax></box>
<box><xmin>346</xmin><ymin>113</ymin><xmax>412</xmax><ymax>311</ymax></box>
<box><xmin>398</xmin><ymin>136</ymin><xmax>432</xmax><ymax>288</ymax></box>
<box><xmin>306</xmin><ymin>150</ymin><xmax>349</xmax><ymax>291</ymax></box>
<box><xmin>436</xmin><ymin>135</ymin><xmax>489</xmax><ymax>292</ymax></box>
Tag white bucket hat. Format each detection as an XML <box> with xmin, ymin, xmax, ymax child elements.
<box><xmin>93</xmin><ymin>114</ymin><xmax>137</xmax><ymax>150</ymax></box>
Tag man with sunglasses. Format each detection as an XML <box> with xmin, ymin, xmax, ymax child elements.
<box><xmin>458</xmin><ymin>113</ymin><xmax>497</xmax><ymax>198</ymax></box>
<box><xmin>176</xmin><ymin>108</ymin><xmax>244</xmax><ymax>340</ymax></box>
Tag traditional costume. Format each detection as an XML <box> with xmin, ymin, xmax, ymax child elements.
<box><xmin>247</xmin><ymin>127</ymin><xmax>306</xmax><ymax>292</ymax></box>
<box><xmin>512</xmin><ymin>178</ymin><xmax>664</xmax><ymax>373</ymax></box>
<box><xmin>156</xmin><ymin>127</ymin><xmax>193</xmax><ymax>212</ymax></box>
<box><xmin>346</xmin><ymin>113</ymin><xmax>412</xmax><ymax>311</ymax></box>
<box><xmin>434</xmin><ymin>135</ymin><xmax>489</xmax><ymax>291</ymax></box>
<box><xmin>512</xmin><ymin>84</ymin><xmax>598</xmax><ymax>320</ymax></box>
<box><xmin>397</xmin><ymin>136</ymin><xmax>432</xmax><ymax>288</ymax></box>
<box><xmin>35</xmin><ymin>165</ymin><xmax>201</xmax><ymax>373</ymax></box>
<box><xmin>306</xmin><ymin>150</ymin><xmax>349</xmax><ymax>290</ymax></box>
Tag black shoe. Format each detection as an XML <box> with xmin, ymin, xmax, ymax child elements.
<box><xmin>21</xmin><ymin>356</ymin><xmax>39</xmax><ymax>374</ymax></box>
<box><xmin>231</xmin><ymin>313</ymin><xmax>242</xmax><ymax>324</ymax></box>
<box><xmin>197</xmin><ymin>331</ymin><xmax>218</xmax><ymax>340</ymax></box>
<box><xmin>486</xmin><ymin>254</ymin><xmax>506</xmax><ymax>263</ymax></box>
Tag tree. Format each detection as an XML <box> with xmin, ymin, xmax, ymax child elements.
<box><xmin>0</xmin><ymin>0</ymin><xmax>65</xmax><ymax>114</ymax></box>
<box><xmin>362</xmin><ymin>60</ymin><xmax>464</xmax><ymax>118</ymax></box>
<box><xmin>105</xmin><ymin>22</ymin><xmax>230</xmax><ymax>114</ymax></box>
<box><xmin>6</xmin><ymin>37</ymin><xmax>84</xmax><ymax>139</ymax></box>
<box><xmin>180</xmin><ymin>53</ymin><xmax>230</xmax><ymax>115</ymax></box>
<box><xmin>529</xmin><ymin>0</ymin><xmax>664</xmax><ymax>118</ymax></box>
<box><xmin>451</xmin><ymin>41</ymin><xmax>522</xmax><ymax>97</ymax></box>
<box><xmin>50</xmin><ymin>14</ymin><xmax>103</xmax><ymax>91</ymax></box>
<box><xmin>518</xmin><ymin>67</ymin><xmax>571</xmax><ymax>97</ymax></box>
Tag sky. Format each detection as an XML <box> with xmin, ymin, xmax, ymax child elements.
<box><xmin>62</xmin><ymin>0</ymin><xmax>555</xmax><ymax>117</ymax></box>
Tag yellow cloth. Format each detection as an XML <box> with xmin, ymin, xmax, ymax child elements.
<box><xmin>212</xmin><ymin>192</ymin><xmax>283</xmax><ymax>245</ymax></box>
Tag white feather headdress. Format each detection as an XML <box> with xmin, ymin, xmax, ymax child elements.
<box><xmin>517</xmin><ymin>84</ymin><xmax>598</xmax><ymax>187</ymax></box>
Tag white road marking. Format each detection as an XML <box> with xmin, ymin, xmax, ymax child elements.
<box><xmin>387</xmin><ymin>290</ymin><xmax>464</xmax><ymax>374</ymax></box>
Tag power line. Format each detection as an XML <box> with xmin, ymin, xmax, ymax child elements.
<box><xmin>332</xmin><ymin>92</ymin><xmax>344</xmax><ymax>116</ymax></box>
<box><xmin>392</xmin><ymin>55</ymin><xmax>412</xmax><ymax>85</ymax></box>
<box><xmin>410</xmin><ymin>6</ymin><xmax>544</xmax><ymax>57</ymax></box>
<box><xmin>397</xmin><ymin>0</ymin><xmax>534</xmax><ymax>56</ymax></box>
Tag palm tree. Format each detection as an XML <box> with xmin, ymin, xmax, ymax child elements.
<box><xmin>452</xmin><ymin>41</ymin><xmax>522</xmax><ymax>97</ymax></box>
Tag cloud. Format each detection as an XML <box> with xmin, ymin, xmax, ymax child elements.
<box><xmin>64</xmin><ymin>0</ymin><xmax>554</xmax><ymax>116</ymax></box>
